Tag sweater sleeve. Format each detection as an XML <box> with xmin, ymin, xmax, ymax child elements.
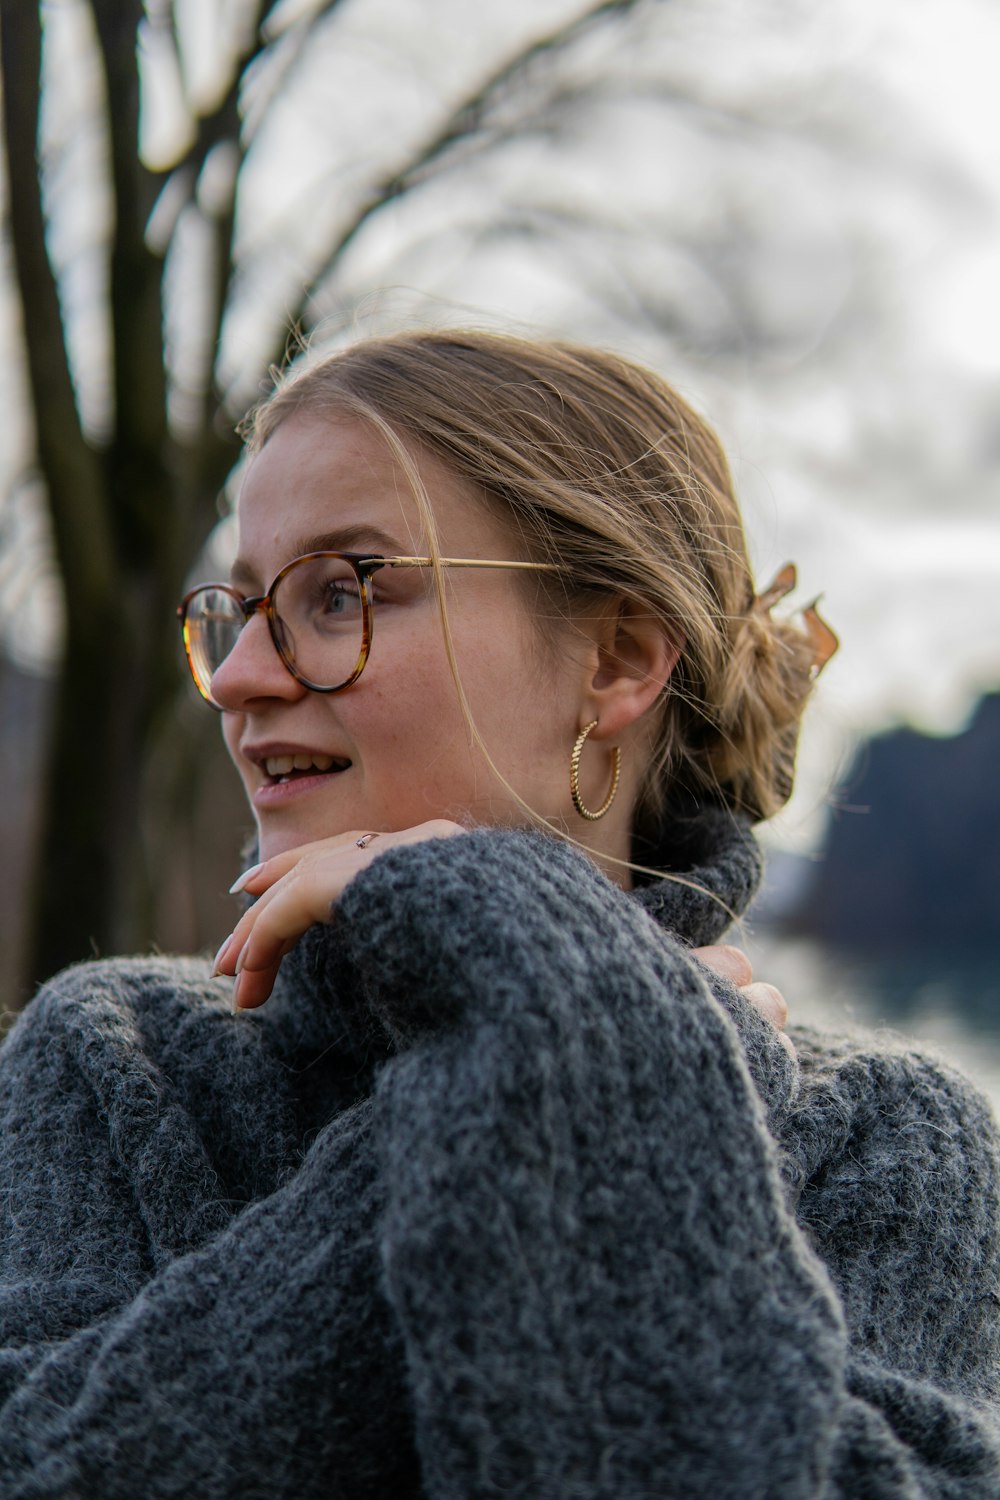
<box><xmin>791</xmin><ymin>1030</ymin><xmax>1000</xmax><ymax>1494</ymax></box>
<box><xmin>331</xmin><ymin>828</ymin><xmax>1000</xmax><ymax>1500</ymax></box>
<box><xmin>0</xmin><ymin>975</ymin><xmax>417</xmax><ymax>1500</ymax></box>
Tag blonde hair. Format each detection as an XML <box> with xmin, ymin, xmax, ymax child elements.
<box><xmin>242</xmin><ymin>330</ymin><xmax>821</xmax><ymax>845</ymax></box>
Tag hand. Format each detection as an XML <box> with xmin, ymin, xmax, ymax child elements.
<box><xmin>691</xmin><ymin>944</ymin><xmax>794</xmax><ymax>1058</ymax></box>
<box><xmin>213</xmin><ymin>820</ymin><xmax>467</xmax><ymax>1011</ymax></box>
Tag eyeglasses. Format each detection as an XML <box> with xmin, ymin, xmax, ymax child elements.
<box><xmin>177</xmin><ymin>550</ymin><xmax>557</xmax><ymax>708</ymax></box>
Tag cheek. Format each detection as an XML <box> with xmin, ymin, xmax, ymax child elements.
<box><xmin>457</xmin><ymin>609</ymin><xmax>564</xmax><ymax>720</ymax></box>
<box><xmin>355</xmin><ymin>651</ymin><xmax>468</xmax><ymax>756</ymax></box>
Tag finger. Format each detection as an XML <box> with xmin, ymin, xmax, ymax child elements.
<box><xmin>232</xmin><ymin>941</ymin><xmax>297</xmax><ymax>1011</ymax></box>
<box><xmin>230</xmin><ymin>852</ymin><xmax>365</xmax><ymax>980</ymax></box>
<box><xmin>212</xmin><ymin>914</ymin><xmax>253</xmax><ymax>976</ymax></box>
<box><xmin>228</xmin><ymin>892</ymin><xmax>323</xmax><ymax>982</ymax></box>
<box><xmin>229</xmin><ymin>855</ymin><xmax>290</xmax><ymax>897</ymax></box>
<box><xmin>211</xmin><ymin>887</ymin><xmax>294</xmax><ymax>979</ymax></box>
<box><xmin>692</xmin><ymin>943</ymin><xmax>753</xmax><ymax>989</ymax></box>
<box><xmin>743</xmin><ymin>981</ymin><xmax>789</xmax><ymax>1032</ymax></box>
<box><xmin>213</xmin><ymin>865</ymin><xmax>292</xmax><ymax>972</ymax></box>
<box><xmin>215</xmin><ymin>841</ymin><xmax>368</xmax><ymax>976</ymax></box>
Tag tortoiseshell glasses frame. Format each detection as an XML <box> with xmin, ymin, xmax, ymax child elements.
<box><xmin>177</xmin><ymin>550</ymin><xmax>558</xmax><ymax>709</ymax></box>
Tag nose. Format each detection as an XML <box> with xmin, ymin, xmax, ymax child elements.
<box><xmin>209</xmin><ymin>611</ymin><xmax>306</xmax><ymax>711</ymax></box>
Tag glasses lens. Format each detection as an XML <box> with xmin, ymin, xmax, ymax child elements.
<box><xmin>272</xmin><ymin>554</ymin><xmax>367</xmax><ymax>690</ymax></box>
<box><xmin>183</xmin><ymin>588</ymin><xmax>245</xmax><ymax>704</ymax></box>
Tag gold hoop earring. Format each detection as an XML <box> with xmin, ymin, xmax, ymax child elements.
<box><xmin>570</xmin><ymin>720</ymin><xmax>622</xmax><ymax>821</ymax></box>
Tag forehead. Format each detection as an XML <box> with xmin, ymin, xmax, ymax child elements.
<box><xmin>233</xmin><ymin>412</ymin><xmax>508</xmax><ymax>582</ymax></box>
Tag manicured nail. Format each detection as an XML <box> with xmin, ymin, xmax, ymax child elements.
<box><xmin>229</xmin><ymin>863</ymin><xmax>262</xmax><ymax>895</ymax></box>
<box><xmin>211</xmin><ymin>935</ymin><xmax>233</xmax><ymax>977</ymax></box>
<box><xmin>232</xmin><ymin>973</ymin><xmax>244</xmax><ymax>1012</ymax></box>
<box><xmin>234</xmin><ymin>939</ymin><xmax>251</xmax><ymax>975</ymax></box>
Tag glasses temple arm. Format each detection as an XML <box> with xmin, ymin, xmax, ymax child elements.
<box><xmin>384</xmin><ymin>556</ymin><xmax>558</xmax><ymax>572</ymax></box>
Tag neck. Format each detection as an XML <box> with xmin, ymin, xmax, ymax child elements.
<box><xmin>562</xmin><ymin>811</ymin><xmax>635</xmax><ymax>889</ymax></box>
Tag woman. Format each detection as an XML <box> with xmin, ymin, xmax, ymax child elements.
<box><xmin>1</xmin><ymin>330</ymin><xmax>997</xmax><ymax>1498</ymax></box>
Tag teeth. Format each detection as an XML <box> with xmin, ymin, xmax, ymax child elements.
<box><xmin>294</xmin><ymin>752</ymin><xmax>334</xmax><ymax>772</ymax></box>
<box><xmin>264</xmin><ymin>753</ymin><xmax>336</xmax><ymax>777</ymax></box>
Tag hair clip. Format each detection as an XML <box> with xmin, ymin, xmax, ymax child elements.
<box><xmin>802</xmin><ymin>599</ymin><xmax>839</xmax><ymax>678</ymax></box>
<box><xmin>753</xmin><ymin>562</ymin><xmax>839</xmax><ymax>678</ymax></box>
<box><xmin>753</xmin><ymin>562</ymin><xmax>797</xmax><ymax>613</ymax></box>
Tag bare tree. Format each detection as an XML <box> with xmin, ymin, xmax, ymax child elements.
<box><xmin>0</xmin><ymin>0</ymin><xmax>651</xmax><ymax>993</ymax></box>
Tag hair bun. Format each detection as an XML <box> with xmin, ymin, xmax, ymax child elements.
<box><xmin>694</xmin><ymin>568</ymin><xmax>837</xmax><ymax>822</ymax></box>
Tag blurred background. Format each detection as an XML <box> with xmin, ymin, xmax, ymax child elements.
<box><xmin>1</xmin><ymin>0</ymin><xmax>998</xmax><ymax>1097</ymax></box>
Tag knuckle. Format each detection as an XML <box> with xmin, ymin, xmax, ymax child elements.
<box><xmin>426</xmin><ymin>818</ymin><xmax>464</xmax><ymax>838</ymax></box>
<box><xmin>763</xmin><ymin>984</ymin><xmax>789</xmax><ymax>1026</ymax></box>
<box><xmin>722</xmin><ymin>945</ymin><xmax>753</xmax><ymax>986</ymax></box>
<box><xmin>704</xmin><ymin>943</ymin><xmax>751</xmax><ymax>986</ymax></box>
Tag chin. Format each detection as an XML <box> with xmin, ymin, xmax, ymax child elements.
<box><xmin>255</xmin><ymin>815</ymin><xmax>359</xmax><ymax>863</ymax></box>
<box><xmin>255</xmin><ymin>825</ymin><xmax>310</xmax><ymax>862</ymax></box>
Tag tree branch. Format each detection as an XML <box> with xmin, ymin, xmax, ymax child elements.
<box><xmin>188</xmin><ymin>0</ymin><xmax>353</xmax><ymax>440</ymax></box>
<box><xmin>0</xmin><ymin>0</ymin><xmax>114</xmax><ymax>616</ymax></box>
<box><xmin>159</xmin><ymin>0</ymin><xmax>350</xmax><ymax>194</ymax></box>
<box><xmin>88</xmin><ymin>0</ymin><xmax>173</xmax><ymax>565</ymax></box>
<box><xmin>272</xmin><ymin>0</ymin><xmax>647</xmax><ymax>361</ymax></box>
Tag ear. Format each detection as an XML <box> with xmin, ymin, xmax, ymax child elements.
<box><xmin>582</xmin><ymin>600</ymin><xmax>682</xmax><ymax>743</ymax></box>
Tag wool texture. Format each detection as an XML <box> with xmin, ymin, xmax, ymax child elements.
<box><xmin>0</xmin><ymin>813</ymin><xmax>998</xmax><ymax>1498</ymax></box>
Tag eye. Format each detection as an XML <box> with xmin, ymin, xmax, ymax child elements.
<box><xmin>304</xmin><ymin>559</ymin><xmax>364</xmax><ymax>622</ymax></box>
<box><xmin>274</xmin><ymin>556</ymin><xmax>365</xmax><ymax>634</ymax></box>
<box><xmin>322</xmin><ymin>579</ymin><xmax>360</xmax><ymax>614</ymax></box>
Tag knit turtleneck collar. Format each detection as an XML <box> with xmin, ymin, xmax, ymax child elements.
<box><xmin>628</xmin><ymin>802</ymin><xmax>762</xmax><ymax>942</ymax></box>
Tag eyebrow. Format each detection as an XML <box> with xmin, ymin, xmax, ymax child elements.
<box><xmin>229</xmin><ymin>524</ymin><xmax>410</xmax><ymax>588</ymax></box>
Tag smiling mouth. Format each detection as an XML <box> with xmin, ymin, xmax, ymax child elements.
<box><xmin>263</xmin><ymin>753</ymin><xmax>352</xmax><ymax>785</ymax></box>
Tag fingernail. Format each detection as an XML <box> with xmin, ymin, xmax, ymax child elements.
<box><xmin>229</xmin><ymin>863</ymin><xmax>262</xmax><ymax>895</ymax></box>
<box><xmin>232</xmin><ymin>974</ymin><xmax>244</xmax><ymax>1012</ymax></box>
<box><xmin>211</xmin><ymin>935</ymin><xmax>233</xmax><ymax>977</ymax></box>
<box><xmin>234</xmin><ymin>939</ymin><xmax>251</xmax><ymax>975</ymax></box>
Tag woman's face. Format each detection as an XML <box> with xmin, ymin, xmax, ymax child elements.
<box><xmin>213</xmin><ymin>412</ymin><xmax>591</xmax><ymax>861</ymax></box>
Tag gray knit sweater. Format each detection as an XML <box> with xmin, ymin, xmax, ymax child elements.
<box><xmin>1</xmin><ymin>815</ymin><xmax>998</xmax><ymax>1498</ymax></box>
